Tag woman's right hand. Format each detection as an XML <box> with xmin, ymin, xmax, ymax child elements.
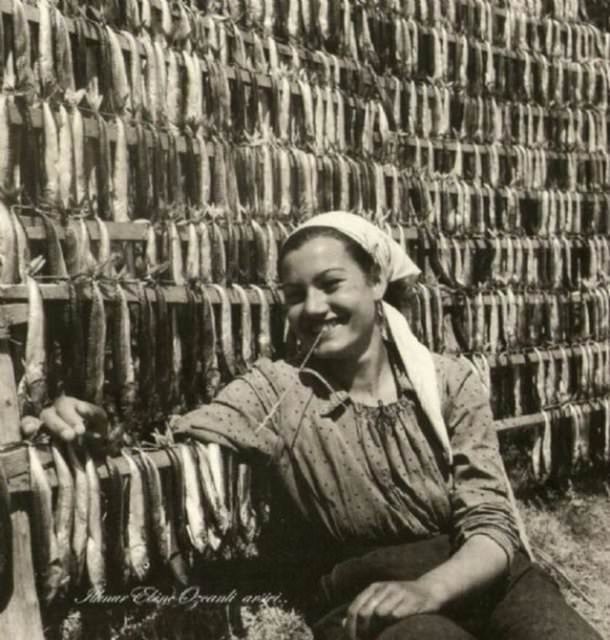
<box><xmin>39</xmin><ymin>395</ymin><xmax>109</xmax><ymax>443</ymax></box>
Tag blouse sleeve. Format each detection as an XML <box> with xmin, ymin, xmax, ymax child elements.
<box><xmin>172</xmin><ymin>359</ymin><xmax>285</xmax><ymax>460</ymax></box>
<box><xmin>440</xmin><ymin>356</ymin><xmax>520</xmax><ymax>564</ymax></box>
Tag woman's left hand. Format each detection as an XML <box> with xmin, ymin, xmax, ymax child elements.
<box><xmin>343</xmin><ymin>579</ymin><xmax>442</xmax><ymax>640</ymax></box>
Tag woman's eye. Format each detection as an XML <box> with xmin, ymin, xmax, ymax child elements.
<box><xmin>322</xmin><ymin>280</ymin><xmax>342</xmax><ymax>292</ymax></box>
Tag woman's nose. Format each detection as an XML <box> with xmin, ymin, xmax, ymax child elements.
<box><xmin>303</xmin><ymin>288</ymin><xmax>328</xmax><ymax>316</ymax></box>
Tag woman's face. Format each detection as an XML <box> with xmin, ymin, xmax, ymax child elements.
<box><xmin>280</xmin><ymin>236</ymin><xmax>385</xmax><ymax>362</ymax></box>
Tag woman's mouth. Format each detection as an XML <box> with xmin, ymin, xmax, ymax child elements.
<box><xmin>305</xmin><ymin>318</ymin><xmax>343</xmax><ymax>337</ymax></box>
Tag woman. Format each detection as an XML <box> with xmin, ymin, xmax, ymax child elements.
<box><xmin>43</xmin><ymin>212</ymin><xmax>600</xmax><ymax>640</ymax></box>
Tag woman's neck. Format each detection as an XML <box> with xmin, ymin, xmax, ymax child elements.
<box><xmin>319</xmin><ymin>331</ymin><xmax>398</xmax><ymax>406</ymax></box>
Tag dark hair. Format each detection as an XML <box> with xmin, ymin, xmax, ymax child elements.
<box><xmin>278</xmin><ymin>226</ymin><xmax>381</xmax><ymax>283</ymax></box>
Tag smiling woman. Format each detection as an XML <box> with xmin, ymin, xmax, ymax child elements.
<box><xmin>41</xmin><ymin>212</ymin><xmax>602</xmax><ymax>640</ymax></box>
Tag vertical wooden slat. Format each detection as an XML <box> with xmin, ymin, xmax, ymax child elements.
<box><xmin>0</xmin><ymin>317</ymin><xmax>44</xmax><ymax>639</ymax></box>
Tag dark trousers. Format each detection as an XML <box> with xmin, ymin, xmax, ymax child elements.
<box><xmin>308</xmin><ymin>536</ymin><xmax>602</xmax><ymax>640</ymax></box>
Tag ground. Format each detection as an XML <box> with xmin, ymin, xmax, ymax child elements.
<box><xmin>518</xmin><ymin>489</ymin><xmax>610</xmax><ymax>640</ymax></box>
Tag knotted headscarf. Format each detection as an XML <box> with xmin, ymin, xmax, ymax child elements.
<box><xmin>286</xmin><ymin>212</ymin><xmax>452</xmax><ymax>465</ymax></box>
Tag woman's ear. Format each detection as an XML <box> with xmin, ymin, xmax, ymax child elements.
<box><xmin>372</xmin><ymin>278</ymin><xmax>386</xmax><ymax>301</ymax></box>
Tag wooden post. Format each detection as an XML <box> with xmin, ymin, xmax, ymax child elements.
<box><xmin>0</xmin><ymin>316</ymin><xmax>45</xmax><ymax>639</ymax></box>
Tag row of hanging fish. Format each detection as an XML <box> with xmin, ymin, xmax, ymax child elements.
<box><xmin>410</xmin><ymin>280</ymin><xmax>610</xmax><ymax>354</ymax></box>
<box><xmin>428</xmin><ymin>232</ymin><xmax>610</xmax><ymax>287</ymax></box>
<box><xmin>468</xmin><ymin>342</ymin><xmax>610</xmax><ymax>416</ymax></box>
<box><xmin>452</xmin><ymin>97</ymin><xmax>608</xmax><ymax>150</ymax></box>
<box><xmin>415</xmin><ymin>178</ymin><xmax>610</xmax><ymax>236</ymax></box>
<box><xmin>497</xmin><ymin>0</ymin><xmax>580</xmax><ymax>22</ymax></box>
<box><xmin>7</xmin><ymin>0</ymin><xmax>609</xmax><ymax>134</ymax></box>
<box><xmin>27</xmin><ymin>437</ymin><xmax>269</xmax><ymax>605</ymax></box>
<box><xmin>448</xmin><ymin>288</ymin><xmax>610</xmax><ymax>356</ymax></box>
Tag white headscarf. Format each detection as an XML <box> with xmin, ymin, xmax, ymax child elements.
<box><xmin>287</xmin><ymin>212</ymin><xmax>452</xmax><ymax>465</ymax></box>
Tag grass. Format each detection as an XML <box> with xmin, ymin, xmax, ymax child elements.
<box><xmin>518</xmin><ymin>490</ymin><xmax>610</xmax><ymax>640</ymax></box>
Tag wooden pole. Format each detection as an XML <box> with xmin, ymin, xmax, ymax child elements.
<box><xmin>0</xmin><ymin>317</ymin><xmax>45</xmax><ymax>639</ymax></box>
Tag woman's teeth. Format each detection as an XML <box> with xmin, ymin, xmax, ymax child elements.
<box><xmin>318</xmin><ymin>320</ymin><xmax>340</xmax><ymax>334</ymax></box>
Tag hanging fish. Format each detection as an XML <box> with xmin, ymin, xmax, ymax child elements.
<box><xmin>168</xmin><ymin>219</ymin><xmax>186</xmax><ymax>286</ymax></box>
<box><xmin>160</xmin><ymin>445</ymin><xmax>190</xmax><ymax>580</ymax></box>
<box><xmin>21</xmin><ymin>274</ymin><xmax>48</xmax><ymax>416</ymax></box>
<box><xmin>84</xmin><ymin>451</ymin><xmax>105</xmax><ymax>591</ymax></box>
<box><xmin>112</xmin><ymin>285</ymin><xmax>136</xmax><ymax>431</ymax></box>
<box><xmin>42</xmin><ymin>100</ymin><xmax>59</xmax><ymax>207</ymax></box>
<box><xmin>138</xmin><ymin>451</ymin><xmax>171</xmax><ymax>564</ymax></box>
<box><xmin>251</xmin><ymin>285</ymin><xmax>273</xmax><ymax>359</ymax></box>
<box><xmin>50</xmin><ymin>443</ymin><xmax>73</xmax><ymax>595</ymax></box>
<box><xmin>65</xmin><ymin>443</ymin><xmax>88</xmax><ymax>586</ymax></box>
<box><xmin>191</xmin><ymin>442</ymin><xmax>227</xmax><ymax>550</ymax></box>
<box><xmin>232</xmin><ymin>284</ymin><xmax>254</xmax><ymax>374</ymax></box>
<box><xmin>197</xmin><ymin>284</ymin><xmax>222</xmax><ymax>401</ymax></box>
<box><xmin>85</xmin><ymin>281</ymin><xmax>106</xmax><ymax>407</ymax></box>
<box><xmin>177</xmin><ymin>444</ymin><xmax>208</xmax><ymax>554</ymax></box>
<box><xmin>111</xmin><ymin>116</ymin><xmax>130</xmax><ymax>222</ymax></box>
<box><xmin>29</xmin><ymin>445</ymin><xmax>63</xmax><ymax>604</ymax></box>
<box><xmin>13</xmin><ymin>0</ymin><xmax>34</xmax><ymax>93</ymax></box>
<box><xmin>122</xmin><ymin>450</ymin><xmax>151</xmax><ymax>580</ymax></box>
<box><xmin>38</xmin><ymin>0</ymin><xmax>55</xmax><ymax>96</ymax></box>
<box><xmin>211</xmin><ymin>284</ymin><xmax>237</xmax><ymax>379</ymax></box>
<box><xmin>236</xmin><ymin>463</ymin><xmax>258</xmax><ymax>557</ymax></box>
<box><xmin>0</xmin><ymin>94</ymin><xmax>16</xmax><ymax>194</ymax></box>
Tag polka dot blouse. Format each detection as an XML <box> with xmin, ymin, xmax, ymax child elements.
<box><xmin>175</xmin><ymin>349</ymin><xmax>520</xmax><ymax>563</ymax></box>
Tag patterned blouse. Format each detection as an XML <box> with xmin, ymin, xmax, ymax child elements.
<box><xmin>174</xmin><ymin>348</ymin><xmax>520</xmax><ymax>563</ymax></box>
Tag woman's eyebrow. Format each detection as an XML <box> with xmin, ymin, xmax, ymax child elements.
<box><xmin>279</xmin><ymin>268</ymin><xmax>347</xmax><ymax>287</ymax></box>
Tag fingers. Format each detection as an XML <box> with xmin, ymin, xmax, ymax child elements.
<box><xmin>40</xmin><ymin>406</ymin><xmax>78</xmax><ymax>442</ymax></box>
<box><xmin>42</xmin><ymin>396</ymin><xmax>109</xmax><ymax>443</ymax></box>
<box><xmin>346</xmin><ymin>584</ymin><xmax>386</xmax><ymax>640</ymax></box>
<box><xmin>20</xmin><ymin>416</ymin><xmax>43</xmax><ymax>439</ymax></box>
<box><xmin>53</xmin><ymin>396</ymin><xmax>86</xmax><ymax>436</ymax></box>
<box><xmin>73</xmin><ymin>399</ymin><xmax>108</xmax><ymax>437</ymax></box>
<box><xmin>345</xmin><ymin>582</ymin><xmax>420</xmax><ymax>640</ymax></box>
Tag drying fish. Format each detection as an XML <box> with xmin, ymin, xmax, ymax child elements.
<box><xmin>198</xmin><ymin>221</ymin><xmax>213</xmax><ymax>284</ymax></box>
<box><xmin>139</xmin><ymin>450</ymin><xmax>171</xmax><ymax>563</ymax></box>
<box><xmin>168</xmin><ymin>219</ymin><xmax>186</xmax><ymax>286</ymax></box>
<box><xmin>42</xmin><ymin>100</ymin><xmax>59</xmax><ymax>207</ymax></box>
<box><xmin>211</xmin><ymin>284</ymin><xmax>237</xmax><ymax>379</ymax></box>
<box><xmin>168</xmin><ymin>306</ymin><xmax>183</xmax><ymax>409</ymax></box>
<box><xmin>122</xmin><ymin>450</ymin><xmax>150</xmax><ymax>581</ymax></box>
<box><xmin>198</xmin><ymin>284</ymin><xmax>221</xmax><ymax>401</ymax></box>
<box><xmin>163</xmin><ymin>447</ymin><xmax>190</xmax><ymax>583</ymax></box>
<box><xmin>103</xmin><ymin>456</ymin><xmax>127</xmax><ymax>589</ymax></box>
<box><xmin>236</xmin><ymin>463</ymin><xmax>258</xmax><ymax>556</ymax></box>
<box><xmin>189</xmin><ymin>444</ymin><xmax>221</xmax><ymax>551</ymax></box>
<box><xmin>112</xmin><ymin>116</ymin><xmax>130</xmax><ymax>221</ymax></box>
<box><xmin>251</xmin><ymin>285</ymin><xmax>272</xmax><ymax>358</ymax></box>
<box><xmin>20</xmin><ymin>273</ymin><xmax>47</xmax><ymax>416</ymax></box>
<box><xmin>38</xmin><ymin>0</ymin><xmax>54</xmax><ymax>95</ymax></box>
<box><xmin>0</xmin><ymin>95</ymin><xmax>16</xmax><ymax>193</ymax></box>
<box><xmin>0</xmin><ymin>200</ymin><xmax>16</xmax><ymax>283</ymax></box>
<box><xmin>84</xmin><ymin>451</ymin><xmax>105</xmax><ymax>591</ymax></box>
<box><xmin>29</xmin><ymin>445</ymin><xmax>63</xmax><ymax>604</ymax></box>
<box><xmin>185</xmin><ymin>222</ymin><xmax>201</xmax><ymax>282</ymax></box>
<box><xmin>210</xmin><ymin>219</ymin><xmax>227</xmax><ymax>286</ymax></box>
<box><xmin>13</xmin><ymin>0</ymin><xmax>33</xmax><ymax>92</ymax></box>
<box><xmin>11</xmin><ymin>211</ymin><xmax>29</xmax><ymax>284</ymax></box>
<box><xmin>154</xmin><ymin>284</ymin><xmax>172</xmax><ymax>412</ymax></box>
<box><xmin>232</xmin><ymin>284</ymin><xmax>254</xmax><ymax>373</ymax></box>
<box><xmin>178</xmin><ymin>444</ymin><xmax>207</xmax><ymax>554</ymax></box>
<box><xmin>85</xmin><ymin>281</ymin><xmax>106</xmax><ymax>407</ymax></box>
<box><xmin>94</xmin><ymin>216</ymin><xmax>113</xmax><ymax>278</ymax></box>
<box><xmin>206</xmin><ymin>443</ymin><xmax>232</xmax><ymax>541</ymax></box>
<box><xmin>112</xmin><ymin>285</ymin><xmax>136</xmax><ymax>430</ymax></box>
<box><xmin>51</xmin><ymin>443</ymin><xmax>74</xmax><ymax>595</ymax></box>
<box><xmin>66</xmin><ymin>444</ymin><xmax>88</xmax><ymax>585</ymax></box>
